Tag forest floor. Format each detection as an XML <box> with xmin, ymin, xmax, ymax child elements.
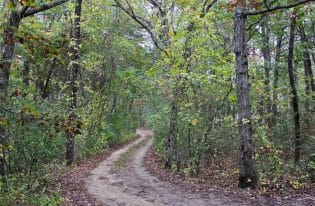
<box><xmin>59</xmin><ymin>129</ymin><xmax>315</xmax><ymax>206</ymax></box>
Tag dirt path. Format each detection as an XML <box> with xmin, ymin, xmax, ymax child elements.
<box><xmin>85</xmin><ymin>129</ymin><xmax>249</xmax><ymax>206</ymax></box>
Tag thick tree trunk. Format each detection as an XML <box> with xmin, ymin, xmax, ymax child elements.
<box><xmin>234</xmin><ymin>5</ymin><xmax>257</xmax><ymax>189</ymax></box>
<box><xmin>1</xmin><ymin>0</ymin><xmax>70</xmax><ymax>173</ymax></box>
<box><xmin>0</xmin><ymin>11</ymin><xmax>21</xmax><ymax>97</ymax></box>
<box><xmin>0</xmin><ymin>0</ymin><xmax>70</xmax><ymax>97</ymax></box>
<box><xmin>272</xmin><ymin>35</ymin><xmax>283</xmax><ymax>124</ymax></box>
<box><xmin>288</xmin><ymin>15</ymin><xmax>301</xmax><ymax>164</ymax></box>
<box><xmin>66</xmin><ymin>0</ymin><xmax>82</xmax><ymax>165</ymax></box>
<box><xmin>0</xmin><ymin>10</ymin><xmax>21</xmax><ymax>178</ymax></box>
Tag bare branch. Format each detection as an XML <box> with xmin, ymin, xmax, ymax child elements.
<box><xmin>114</xmin><ymin>0</ymin><xmax>168</xmax><ymax>55</ymax></box>
<box><xmin>263</xmin><ymin>0</ymin><xmax>270</xmax><ymax>10</ymax></box>
<box><xmin>204</xmin><ymin>80</ymin><xmax>233</xmax><ymax>143</ymax></box>
<box><xmin>204</xmin><ymin>0</ymin><xmax>218</xmax><ymax>13</ymax></box>
<box><xmin>9</xmin><ymin>0</ymin><xmax>17</xmax><ymax>7</ymax></box>
<box><xmin>246</xmin><ymin>15</ymin><xmax>264</xmax><ymax>31</ymax></box>
<box><xmin>21</xmin><ymin>0</ymin><xmax>70</xmax><ymax>18</ymax></box>
<box><xmin>19</xmin><ymin>6</ymin><xmax>29</xmax><ymax>17</ymax></box>
<box><xmin>200</xmin><ymin>0</ymin><xmax>218</xmax><ymax>17</ymax></box>
<box><xmin>246</xmin><ymin>0</ymin><xmax>314</xmax><ymax>16</ymax></box>
<box><xmin>147</xmin><ymin>0</ymin><xmax>164</xmax><ymax>15</ymax></box>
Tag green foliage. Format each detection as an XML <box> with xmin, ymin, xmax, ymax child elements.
<box><xmin>0</xmin><ymin>0</ymin><xmax>151</xmax><ymax>203</ymax></box>
<box><xmin>0</xmin><ymin>0</ymin><xmax>314</xmax><ymax>201</ymax></box>
<box><xmin>0</xmin><ymin>174</ymin><xmax>64</xmax><ymax>206</ymax></box>
<box><xmin>308</xmin><ymin>153</ymin><xmax>315</xmax><ymax>182</ymax></box>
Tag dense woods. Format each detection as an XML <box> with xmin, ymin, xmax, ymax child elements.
<box><xmin>0</xmin><ymin>0</ymin><xmax>314</xmax><ymax>205</ymax></box>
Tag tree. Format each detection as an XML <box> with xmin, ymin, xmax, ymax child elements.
<box><xmin>262</xmin><ymin>15</ymin><xmax>272</xmax><ymax>116</ymax></box>
<box><xmin>272</xmin><ymin>33</ymin><xmax>283</xmax><ymax>124</ymax></box>
<box><xmin>233</xmin><ymin>0</ymin><xmax>258</xmax><ymax>189</ymax></box>
<box><xmin>0</xmin><ymin>0</ymin><xmax>69</xmax><ymax>97</ymax></box>
<box><xmin>287</xmin><ymin>11</ymin><xmax>301</xmax><ymax>164</ymax></box>
<box><xmin>66</xmin><ymin>0</ymin><xmax>82</xmax><ymax>165</ymax></box>
<box><xmin>299</xmin><ymin>24</ymin><xmax>315</xmax><ymax>108</ymax></box>
<box><xmin>233</xmin><ymin>0</ymin><xmax>314</xmax><ymax>188</ymax></box>
<box><xmin>0</xmin><ymin>0</ymin><xmax>69</xmax><ymax>177</ymax></box>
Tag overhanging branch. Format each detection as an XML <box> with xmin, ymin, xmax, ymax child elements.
<box><xmin>245</xmin><ymin>0</ymin><xmax>314</xmax><ymax>16</ymax></box>
<box><xmin>22</xmin><ymin>0</ymin><xmax>70</xmax><ymax>18</ymax></box>
<box><xmin>113</xmin><ymin>0</ymin><xmax>168</xmax><ymax>55</ymax></box>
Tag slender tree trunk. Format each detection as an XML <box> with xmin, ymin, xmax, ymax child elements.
<box><xmin>300</xmin><ymin>26</ymin><xmax>315</xmax><ymax>112</ymax></box>
<box><xmin>0</xmin><ymin>125</ymin><xmax>5</xmax><ymax>177</ymax></box>
<box><xmin>159</xmin><ymin>5</ymin><xmax>176</xmax><ymax>169</ymax></box>
<box><xmin>272</xmin><ymin>35</ymin><xmax>283</xmax><ymax>124</ymax></box>
<box><xmin>300</xmin><ymin>26</ymin><xmax>315</xmax><ymax>96</ymax></box>
<box><xmin>22</xmin><ymin>59</ymin><xmax>30</xmax><ymax>86</ymax></box>
<box><xmin>165</xmin><ymin>88</ymin><xmax>178</xmax><ymax>169</ymax></box>
<box><xmin>262</xmin><ymin>16</ymin><xmax>272</xmax><ymax>115</ymax></box>
<box><xmin>66</xmin><ymin>0</ymin><xmax>82</xmax><ymax>165</ymax></box>
<box><xmin>234</xmin><ymin>4</ymin><xmax>257</xmax><ymax>189</ymax></box>
<box><xmin>42</xmin><ymin>59</ymin><xmax>56</xmax><ymax>99</ymax></box>
<box><xmin>312</xmin><ymin>53</ymin><xmax>315</xmax><ymax>67</ymax></box>
<box><xmin>166</xmin><ymin>19</ymin><xmax>195</xmax><ymax>170</ymax></box>
<box><xmin>287</xmin><ymin>14</ymin><xmax>301</xmax><ymax>164</ymax></box>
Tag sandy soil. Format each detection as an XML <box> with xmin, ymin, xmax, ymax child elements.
<box><xmin>85</xmin><ymin>129</ymin><xmax>251</xmax><ymax>206</ymax></box>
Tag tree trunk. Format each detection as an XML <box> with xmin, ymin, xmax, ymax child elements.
<box><xmin>300</xmin><ymin>25</ymin><xmax>315</xmax><ymax>112</ymax></box>
<box><xmin>42</xmin><ymin>59</ymin><xmax>56</xmax><ymax>99</ymax></box>
<box><xmin>287</xmin><ymin>14</ymin><xmax>301</xmax><ymax>164</ymax></box>
<box><xmin>0</xmin><ymin>125</ymin><xmax>5</xmax><ymax>177</ymax></box>
<box><xmin>0</xmin><ymin>10</ymin><xmax>21</xmax><ymax>97</ymax></box>
<box><xmin>1</xmin><ymin>0</ymin><xmax>70</xmax><ymax>172</ymax></box>
<box><xmin>165</xmin><ymin>19</ymin><xmax>195</xmax><ymax>169</ymax></box>
<box><xmin>66</xmin><ymin>0</ymin><xmax>82</xmax><ymax>165</ymax></box>
<box><xmin>0</xmin><ymin>10</ymin><xmax>21</xmax><ymax>178</ymax></box>
<box><xmin>234</xmin><ymin>5</ymin><xmax>257</xmax><ymax>189</ymax></box>
<box><xmin>262</xmin><ymin>16</ymin><xmax>272</xmax><ymax>115</ymax></box>
<box><xmin>22</xmin><ymin>59</ymin><xmax>30</xmax><ymax>86</ymax></box>
<box><xmin>272</xmin><ymin>35</ymin><xmax>283</xmax><ymax>124</ymax></box>
<box><xmin>300</xmin><ymin>26</ymin><xmax>315</xmax><ymax>96</ymax></box>
<box><xmin>165</xmin><ymin>88</ymin><xmax>178</xmax><ymax>169</ymax></box>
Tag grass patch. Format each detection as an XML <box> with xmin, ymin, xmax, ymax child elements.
<box><xmin>114</xmin><ymin>138</ymin><xmax>149</xmax><ymax>171</ymax></box>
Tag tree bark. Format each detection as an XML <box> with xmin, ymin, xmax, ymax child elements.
<box><xmin>272</xmin><ymin>34</ymin><xmax>283</xmax><ymax>124</ymax></box>
<box><xmin>234</xmin><ymin>4</ymin><xmax>257</xmax><ymax>188</ymax></box>
<box><xmin>299</xmin><ymin>26</ymin><xmax>315</xmax><ymax>95</ymax></box>
<box><xmin>165</xmin><ymin>19</ymin><xmax>196</xmax><ymax>170</ymax></box>
<box><xmin>0</xmin><ymin>0</ymin><xmax>69</xmax><ymax>104</ymax></box>
<box><xmin>42</xmin><ymin>59</ymin><xmax>56</xmax><ymax>99</ymax></box>
<box><xmin>0</xmin><ymin>0</ymin><xmax>70</xmax><ymax>97</ymax></box>
<box><xmin>22</xmin><ymin>59</ymin><xmax>30</xmax><ymax>86</ymax></box>
<box><xmin>165</xmin><ymin>88</ymin><xmax>178</xmax><ymax>169</ymax></box>
<box><xmin>0</xmin><ymin>10</ymin><xmax>21</xmax><ymax>97</ymax></box>
<box><xmin>66</xmin><ymin>0</ymin><xmax>82</xmax><ymax>165</ymax></box>
<box><xmin>287</xmin><ymin>14</ymin><xmax>301</xmax><ymax>164</ymax></box>
<box><xmin>0</xmin><ymin>9</ymin><xmax>20</xmax><ymax>178</ymax></box>
<box><xmin>262</xmin><ymin>16</ymin><xmax>272</xmax><ymax>115</ymax></box>
<box><xmin>0</xmin><ymin>125</ymin><xmax>5</xmax><ymax>177</ymax></box>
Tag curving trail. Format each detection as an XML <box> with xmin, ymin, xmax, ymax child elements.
<box><xmin>85</xmin><ymin>129</ymin><xmax>248</xmax><ymax>206</ymax></box>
